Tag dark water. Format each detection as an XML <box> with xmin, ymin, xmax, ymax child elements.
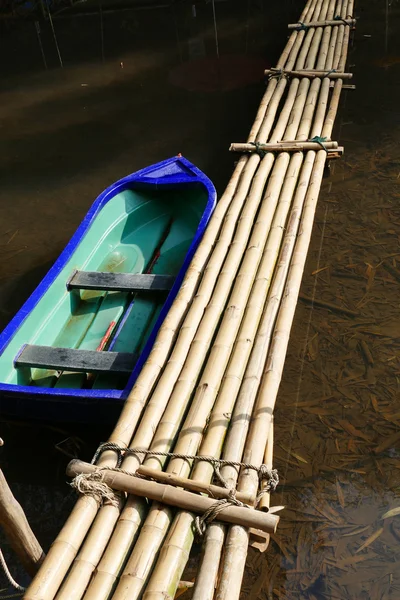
<box><xmin>0</xmin><ymin>0</ymin><xmax>400</xmax><ymax>596</ymax></box>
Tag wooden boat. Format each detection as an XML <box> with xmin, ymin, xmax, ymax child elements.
<box><xmin>0</xmin><ymin>156</ymin><xmax>216</xmax><ymax>423</ymax></box>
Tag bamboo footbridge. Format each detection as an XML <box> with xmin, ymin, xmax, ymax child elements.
<box><xmin>24</xmin><ymin>0</ymin><xmax>355</xmax><ymax>598</ymax></box>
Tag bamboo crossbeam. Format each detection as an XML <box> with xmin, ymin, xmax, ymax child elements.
<box><xmin>66</xmin><ymin>461</ymin><xmax>279</xmax><ymax>534</ymax></box>
<box><xmin>136</xmin><ymin>466</ymin><xmax>255</xmax><ymax>504</ymax></box>
<box><xmin>288</xmin><ymin>17</ymin><xmax>356</xmax><ymax>29</ymax></box>
<box><xmin>229</xmin><ymin>141</ymin><xmax>339</xmax><ymax>152</ymax></box>
<box><xmin>264</xmin><ymin>67</ymin><xmax>353</xmax><ymax>79</ymax></box>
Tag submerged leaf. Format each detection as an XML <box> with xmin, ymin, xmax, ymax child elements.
<box><xmin>381</xmin><ymin>507</ymin><xmax>400</xmax><ymax>520</ymax></box>
<box><xmin>355</xmin><ymin>527</ymin><xmax>384</xmax><ymax>553</ymax></box>
<box><xmin>336</xmin><ymin>479</ymin><xmax>345</xmax><ymax>509</ymax></box>
<box><xmin>338</xmin><ymin>419</ymin><xmax>372</xmax><ymax>442</ymax></box>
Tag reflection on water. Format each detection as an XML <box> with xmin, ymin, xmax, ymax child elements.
<box><xmin>1</xmin><ymin>0</ymin><xmax>400</xmax><ymax>597</ymax></box>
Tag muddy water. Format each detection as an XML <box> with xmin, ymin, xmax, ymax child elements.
<box><xmin>0</xmin><ymin>0</ymin><xmax>400</xmax><ymax>596</ymax></box>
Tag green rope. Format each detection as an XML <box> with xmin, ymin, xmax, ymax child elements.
<box><xmin>268</xmin><ymin>68</ymin><xmax>286</xmax><ymax>82</ymax></box>
<box><xmin>249</xmin><ymin>141</ymin><xmax>267</xmax><ymax>158</ymax></box>
<box><xmin>309</xmin><ymin>136</ymin><xmax>328</xmax><ymax>152</ymax></box>
<box><xmin>333</xmin><ymin>15</ymin><xmax>352</xmax><ymax>25</ymax></box>
<box><xmin>325</xmin><ymin>68</ymin><xmax>337</xmax><ymax>77</ymax></box>
<box><xmin>295</xmin><ymin>21</ymin><xmax>309</xmax><ymax>31</ymax></box>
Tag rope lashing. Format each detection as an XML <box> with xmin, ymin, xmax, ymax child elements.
<box><xmin>73</xmin><ymin>448</ymin><xmax>279</xmax><ymax>534</ymax></box>
<box><xmin>333</xmin><ymin>14</ymin><xmax>353</xmax><ymax>25</ymax></box>
<box><xmin>194</xmin><ymin>489</ymin><xmax>244</xmax><ymax>536</ymax></box>
<box><xmin>70</xmin><ymin>470</ymin><xmax>122</xmax><ymax>507</ymax></box>
<box><xmin>294</xmin><ymin>21</ymin><xmax>309</xmax><ymax>31</ymax></box>
<box><xmin>267</xmin><ymin>67</ymin><xmax>288</xmax><ymax>83</ymax></box>
<box><xmin>90</xmin><ymin>442</ymin><xmax>279</xmax><ymax>504</ymax></box>
<box><xmin>92</xmin><ymin>443</ymin><xmax>278</xmax><ymax>483</ymax></box>
<box><xmin>249</xmin><ymin>141</ymin><xmax>266</xmax><ymax>158</ymax></box>
<box><xmin>325</xmin><ymin>68</ymin><xmax>337</xmax><ymax>77</ymax></box>
<box><xmin>308</xmin><ymin>135</ymin><xmax>328</xmax><ymax>152</ymax></box>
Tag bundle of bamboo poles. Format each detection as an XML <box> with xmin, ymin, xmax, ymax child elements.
<box><xmin>24</xmin><ymin>0</ymin><xmax>354</xmax><ymax>597</ymax></box>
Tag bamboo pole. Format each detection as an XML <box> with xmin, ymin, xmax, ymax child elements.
<box><xmin>136</xmin><ymin>467</ymin><xmax>254</xmax><ymax>504</ymax></box>
<box><xmin>0</xmin><ymin>469</ymin><xmax>45</xmax><ymax>578</ymax></box>
<box><xmin>230</xmin><ymin>141</ymin><xmax>339</xmax><ymax>152</ymax></box>
<box><xmin>264</xmin><ymin>68</ymin><xmax>352</xmax><ymax>78</ymax></box>
<box><xmin>66</xmin><ymin>461</ymin><xmax>279</xmax><ymax>534</ymax></box>
<box><xmin>258</xmin><ymin>417</ymin><xmax>274</xmax><ymax>512</ymax></box>
<box><xmin>288</xmin><ymin>17</ymin><xmax>355</xmax><ymax>28</ymax></box>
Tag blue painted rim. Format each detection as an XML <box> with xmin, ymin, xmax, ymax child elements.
<box><xmin>0</xmin><ymin>156</ymin><xmax>216</xmax><ymax>405</ymax></box>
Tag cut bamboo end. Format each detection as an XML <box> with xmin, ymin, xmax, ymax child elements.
<box><xmin>288</xmin><ymin>18</ymin><xmax>356</xmax><ymax>29</ymax></box>
<box><xmin>137</xmin><ymin>465</ymin><xmax>255</xmax><ymax>505</ymax></box>
<box><xmin>248</xmin><ymin>528</ymin><xmax>270</xmax><ymax>553</ymax></box>
<box><xmin>264</xmin><ymin>68</ymin><xmax>353</xmax><ymax>80</ymax></box>
<box><xmin>331</xmin><ymin>82</ymin><xmax>356</xmax><ymax>90</ymax></box>
<box><xmin>67</xmin><ymin>461</ymin><xmax>279</xmax><ymax>534</ymax></box>
<box><xmin>229</xmin><ymin>141</ymin><xmax>339</xmax><ymax>153</ymax></box>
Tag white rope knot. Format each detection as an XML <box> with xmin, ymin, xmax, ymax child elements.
<box><xmin>70</xmin><ymin>471</ymin><xmax>120</xmax><ymax>507</ymax></box>
<box><xmin>194</xmin><ymin>488</ymin><xmax>244</xmax><ymax>536</ymax></box>
<box><xmin>258</xmin><ymin>465</ymin><xmax>279</xmax><ymax>492</ymax></box>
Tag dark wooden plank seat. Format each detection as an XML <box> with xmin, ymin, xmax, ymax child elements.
<box><xmin>15</xmin><ymin>345</ymin><xmax>137</xmax><ymax>374</ymax></box>
<box><xmin>66</xmin><ymin>271</ymin><xmax>175</xmax><ymax>293</ymax></box>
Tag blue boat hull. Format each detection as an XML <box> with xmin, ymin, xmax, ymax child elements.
<box><xmin>0</xmin><ymin>156</ymin><xmax>216</xmax><ymax>423</ymax></box>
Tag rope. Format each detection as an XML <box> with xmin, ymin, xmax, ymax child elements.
<box><xmin>194</xmin><ymin>488</ymin><xmax>244</xmax><ymax>536</ymax></box>
<box><xmin>70</xmin><ymin>471</ymin><xmax>121</xmax><ymax>507</ymax></box>
<box><xmin>267</xmin><ymin>68</ymin><xmax>287</xmax><ymax>82</ymax></box>
<box><xmin>249</xmin><ymin>141</ymin><xmax>266</xmax><ymax>158</ymax></box>
<box><xmin>92</xmin><ymin>443</ymin><xmax>277</xmax><ymax>483</ymax></box>
<box><xmin>308</xmin><ymin>135</ymin><xmax>328</xmax><ymax>152</ymax></box>
<box><xmin>0</xmin><ymin>550</ymin><xmax>26</xmax><ymax>593</ymax></box>
<box><xmin>333</xmin><ymin>14</ymin><xmax>353</xmax><ymax>25</ymax></box>
<box><xmin>294</xmin><ymin>21</ymin><xmax>309</xmax><ymax>31</ymax></box>
<box><xmin>325</xmin><ymin>68</ymin><xmax>337</xmax><ymax>77</ymax></box>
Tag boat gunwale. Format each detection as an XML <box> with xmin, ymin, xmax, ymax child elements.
<box><xmin>0</xmin><ymin>155</ymin><xmax>216</xmax><ymax>405</ymax></box>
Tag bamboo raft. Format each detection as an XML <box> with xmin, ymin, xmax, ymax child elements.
<box><xmin>23</xmin><ymin>0</ymin><xmax>355</xmax><ymax>597</ymax></box>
